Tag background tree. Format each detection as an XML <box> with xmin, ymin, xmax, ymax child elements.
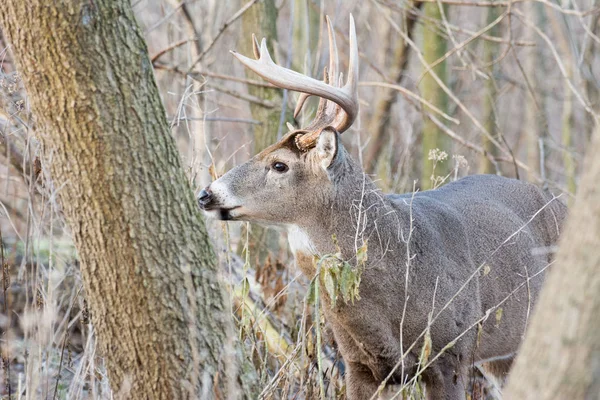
<box><xmin>504</xmin><ymin>123</ymin><xmax>600</xmax><ymax>398</ymax></box>
<box><xmin>479</xmin><ymin>3</ymin><xmax>500</xmax><ymax>174</ymax></box>
<box><xmin>523</xmin><ymin>2</ymin><xmax>543</xmax><ymax>181</ymax></box>
<box><xmin>240</xmin><ymin>0</ymin><xmax>287</xmax><ymax>264</ymax></box>
<box><xmin>241</xmin><ymin>0</ymin><xmax>285</xmax><ymax>152</ymax></box>
<box><xmin>364</xmin><ymin>3</ymin><xmax>421</xmax><ymax>177</ymax></box>
<box><xmin>420</xmin><ymin>2</ymin><xmax>452</xmax><ymax>189</ymax></box>
<box><xmin>0</xmin><ymin>1</ymin><xmax>246</xmax><ymax>399</ymax></box>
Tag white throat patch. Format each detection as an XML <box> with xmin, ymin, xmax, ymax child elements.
<box><xmin>287</xmin><ymin>225</ymin><xmax>317</xmax><ymax>255</ymax></box>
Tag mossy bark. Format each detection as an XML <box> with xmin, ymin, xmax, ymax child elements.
<box><xmin>0</xmin><ymin>1</ymin><xmax>243</xmax><ymax>398</ymax></box>
<box><xmin>241</xmin><ymin>0</ymin><xmax>286</xmax><ymax>151</ymax></box>
<box><xmin>504</xmin><ymin>123</ymin><xmax>600</xmax><ymax>399</ymax></box>
<box><xmin>420</xmin><ymin>3</ymin><xmax>451</xmax><ymax>189</ymax></box>
<box><xmin>479</xmin><ymin>5</ymin><xmax>500</xmax><ymax>174</ymax></box>
<box><xmin>290</xmin><ymin>0</ymin><xmax>321</xmax><ymax>125</ymax></box>
<box><xmin>240</xmin><ymin>0</ymin><xmax>288</xmax><ymax>264</ymax></box>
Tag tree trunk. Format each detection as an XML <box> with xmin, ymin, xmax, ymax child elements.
<box><xmin>504</xmin><ymin>124</ymin><xmax>600</xmax><ymax>398</ymax></box>
<box><xmin>364</xmin><ymin>4</ymin><xmax>421</xmax><ymax>175</ymax></box>
<box><xmin>523</xmin><ymin>1</ymin><xmax>542</xmax><ymax>181</ymax></box>
<box><xmin>0</xmin><ymin>2</ymin><xmax>245</xmax><ymax>399</ymax></box>
<box><xmin>420</xmin><ymin>2</ymin><xmax>451</xmax><ymax>189</ymax></box>
<box><xmin>479</xmin><ymin>4</ymin><xmax>500</xmax><ymax>174</ymax></box>
<box><xmin>240</xmin><ymin>0</ymin><xmax>287</xmax><ymax>265</ymax></box>
<box><xmin>547</xmin><ymin>9</ymin><xmax>577</xmax><ymax>195</ymax></box>
<box><xmin>241</xmin><ymin>0</ymin><xmax>285</xmax><ymax>151</ymax></box>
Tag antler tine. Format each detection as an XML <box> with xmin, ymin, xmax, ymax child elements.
<box><xmin>232</xmin><ymin>39</ymin><xmax>344</xmax><ymax>101</ymax></box>
<box><xmin>231</xmin><ymin>14</ymin><xmax>359</xmax><ymax>145</ymax></box>
<box><xmin>326</xmin><ymin>16</ymin><xmax>340</xmax><ymax>89</ymax></box>
<box><xmin>346</xmin><ymin>14</ymin><xmax>359</xmax><ymax>105</ymax></box>
<box><xmin>251</xmin><ymin>34</ymin><xmax>260</xmax><ymax>59</ymax></box>
<box><xmin>294</xmin><ymin>17</ymin><xmax>341</xmax><ymax>120</ymax></box>
<box><xmin>294</xmin><ymin>66</ymin><xmax>331</xmax><ymax>119</ymax></box>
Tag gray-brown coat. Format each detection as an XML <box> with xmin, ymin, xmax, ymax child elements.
<box><xmin>199</xmin><ymin>129</ymin><xmax>566</xmax><ymax>399</ymax></box>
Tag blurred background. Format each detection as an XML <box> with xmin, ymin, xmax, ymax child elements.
<box><xmin>0</xmin><ymin>0</ymin><xmax>598</xmax><ymax>398</ymax></box>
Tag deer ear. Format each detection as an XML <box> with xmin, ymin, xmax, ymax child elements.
<box><xmin>316</xmin><ymin>128</ymin><xmax>339</xmax><ymax>170</ymax></box>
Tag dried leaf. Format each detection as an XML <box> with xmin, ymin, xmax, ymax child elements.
<box><xmin>339</xmin><ymin>263</ymin><xmax>353</xmax><ymax>303</ymax></box>
<box><xmin>356</xmin><ymin>240</ymin><xmax>368</xmax><ymax>267</ymax></box>
<box><xmin>419</xmin><ymin>329</ymin><xmax>433</xmax><ymax>365</ymax></box>
<box><xmin>240</xmin><ymin>277</ymin><xmax>250</xmax><ymax>300</ymax></box>
<box><xmin>495</xmin><ymin>307</ymin><xmax>503</xmax><ymax>327</ymax></box>
<box><xmin>323</xmin><ymin>269</ymin><xmax>337</xmax><ymax>308</ymax></box>
<box><xmin>307</xmin><ymin>278</ymin><xmax>317</xmax><ymax>305</ymax></box>
<box><xmin>331</xmin><ymin>234</ymin><xmax>342</xmax><ymax>258</ymax></box>
<box><xmin>483</xmin><ymin>264</ymin><xmax>491</xmax><ymax>276</ymax></box>
<box><xmin>476</xmin><ymin>322</ymin><xmax>483</xmax><ymax>347</ymax></box>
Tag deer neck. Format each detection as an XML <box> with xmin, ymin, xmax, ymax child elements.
<box><xmin>289</xmin><ymin>166</ymin><xmax>400</xmax><ymax>276</ymax></box>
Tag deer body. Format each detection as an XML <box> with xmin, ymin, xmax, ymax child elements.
<box><xmin>201</xmin><ymin>133</ymin><xmax>566</xmax><ymax>399</ymax></box>
<box><xmin>306</xmin><ymin>170</ymin><xmax>565</xmax><ymax>399</ymax></box>
<box><xmin>198</xmin><ymin>16</ymin><xmax>567</xmax><ymax>399</ymax></box>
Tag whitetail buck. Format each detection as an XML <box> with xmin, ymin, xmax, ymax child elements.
<box><xmin>198</xmin><ymin>16</ymin><xmax>567</xmax><ymax>400</ymax></box>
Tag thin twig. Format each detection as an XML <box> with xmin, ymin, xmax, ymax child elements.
<box><xmin>144</xmin><ymin>1</ymin><xmax>185</xmax><ymax>34</ymax></box>
<box><xmin>208</xmin><ymin>82</ymin><xmax>278</xmax><ymax>109</ymax></box>
<box><xmin>514</xmin><ymin>9</ymin><xmax>600</xmax><ymax>122</ymax></box>
<box><xmin>376</xmin><ymin>3</ymin><xmax>557</xmax><ymax>185</ymax></box>
<box><xmin>417</xmin><ymin>10</ymin><xmax>509</xmax><ymax>83</ymax></box>
<box><xmin>172</xmin><ymin>116</ymin><xmax>262</xmax><ymax>125</ymax></box>
<box><xmin>153</xmin><ymin>62</ymin><xmax>277</xmax><ymax>88</ymax></box>
<box><xmin>191</xmin><ymin>70</ymin><xmax>276</xmax><ymax>88</ymax></box>
<box><xmin>423</xmin><ymin>109</ymin><xmax>501</xmax><ymax>170</ymax></box>
<box><xmin>389</xmin><ymin>0</ymin><xmax>600</xmax><ymax>16</ymax></box>
<box><xmin>52</xmin><ymin>319</ymin><xmax>69</xmax><ymax>400</ymax></box>
<box><xmin>151</xmin><ymin>38</ymin><xmax>199</xmax><ymax>63</ymax></box>
<box><xmin>0</xmin><ymin>228</ymin><xmax>10</xmax><ymax>399</ymax></box>
<box><xmin>187</xmin><ymin>0</ymin><xmax>261</xmax><ymax>72</ymax></box>
<box><xmin>360</xmin><ymin>81</ymin><xmax>459</xmax><ymax>124</ymax></box>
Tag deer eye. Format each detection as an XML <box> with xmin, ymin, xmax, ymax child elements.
<box><xmin>271</xmin><ymin>161</ymin><xmax>289</xmax><ymax>173</ymax></box>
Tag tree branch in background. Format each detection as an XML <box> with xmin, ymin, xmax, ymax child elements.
<box><xmin>153</xmin><ymin>62</ymin><xmax>277</xmax><ymax>88</ymax></box>
<box><xmin>380</xmin><ymin>0</ymin><xmax>600</xmax><ymax>16</ymax></box>
<box><xmin>364</xmin><ymin>2</ymin><xmax>423</xmax><ymax>173</ymax></box>
<box><xmin>187</xmin><ymin>0</ymin><xmax>260</xmax><ymax>72</ymax></box>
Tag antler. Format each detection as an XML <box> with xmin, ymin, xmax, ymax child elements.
<box><xmin>231</xmin><ymin>15</ymin><xmax>359</xmax><ymax>150</ymax></box>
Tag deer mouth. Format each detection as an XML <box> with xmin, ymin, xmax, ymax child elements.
<box><xmin>217</xmin><ymin>206</ymin><xmax>241</xmax><ymax>220</ymax></box>
<box><xmin>202</xmin><ymin>205</ymin><xmax>242</xmax><ymax>221</ymax></box>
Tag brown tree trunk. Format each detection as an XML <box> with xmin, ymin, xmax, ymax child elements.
<box><xmin>0</xmin><ymin>1</ymin><xmax>246</xmax><ymax>399</ymax></box>
<box><xmin>364</xmin><ymin>4</ymin><xmax>421</xmax><ymax>174</ymax></box>
<box><xmin>504</xmin><ymin>125</ymin><xmax>600</xmax><ymax>398</ymax></box>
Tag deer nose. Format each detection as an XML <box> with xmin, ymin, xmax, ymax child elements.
<box><xmin>197</xmin><ymin>187</ymin><xmax>213</xmax><ymax>209</ymax></box>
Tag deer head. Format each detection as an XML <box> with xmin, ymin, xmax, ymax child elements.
<box><xmin>198</xmin><ymin>16</ymin><xmax>359</xmax><ymax>227</ymax></box>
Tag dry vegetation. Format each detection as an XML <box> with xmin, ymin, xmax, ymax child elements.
<box><xmin>0</xmin><ymin>0</ymin><xmax>598</xmax><ymax>398</ymax></box>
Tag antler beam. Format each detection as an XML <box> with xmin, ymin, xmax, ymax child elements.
<box><xmin>231</xmin><ymin>15</ymin><xmax>359</xmax><ymax>149</ymax></box>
